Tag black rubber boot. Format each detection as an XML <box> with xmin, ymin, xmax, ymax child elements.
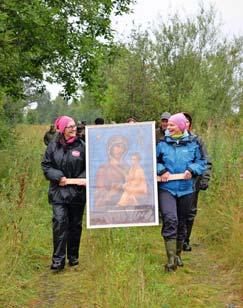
<box><xmin>69</xmin><ymin>258</ymin><xmax>79</xmax><ymax>266</ymax></box>
<box><xmin>176</xmin><ymin>241</ymin><xmax>184</xmax><ymax>267</ymax></box>
<box><xmin>50</xmin><ymin>261</ymin><xmax>65</xmax><ymax>272</ymax></box>
<box><xmin>164</xmin><ymin>239</ymin><xmax>177</xmax><ymax>272</ymax></box>
<box><xmin>183</xmin><ymin>220</ymin><xmax>193</xmax><ymax>251</ymax></box>
<box><xmin>183</xmin><ymin>240</ymin><xmax>192</xmax><ymax>252</ymax></box>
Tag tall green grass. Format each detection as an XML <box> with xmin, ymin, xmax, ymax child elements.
<box><xmin>0</xmin><ymin>125</ymin><xmax>51</xmax><ymax>306</ymax></box>
<box><xmin>197</xmin><ymin>121</ymin><xmax>242</xmax><ymax>260</ymax></box>
<box><xmin>0</xmin><ymin>123</ymin><xmax>242</xmax><ymax>307</ymax></box>
<box><xmin>195</xmin><ymin>120</ymin><xmax>243</xmax><ymax>299</ymax></box>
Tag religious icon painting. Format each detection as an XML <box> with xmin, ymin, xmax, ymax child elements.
<box><xmin>86</xmin><ymin>121</ymin><xmax>159</xmax><ymax>228</ymax></box>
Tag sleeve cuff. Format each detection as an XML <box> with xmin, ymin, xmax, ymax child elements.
<box><xmin>158</xmin><ymin>169</ymin><xmax>168</xmax><ymax>176</ymax></box>
<box><xmin>187</xmin><ymin>168</ymin><xmax>194</xmax><ymax>176</ymax></box>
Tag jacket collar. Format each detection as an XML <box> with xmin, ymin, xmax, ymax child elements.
<box><xmin>165</xmin><ymin>131</ymin><xmax>191</xmax><ymax>144</ymax></box>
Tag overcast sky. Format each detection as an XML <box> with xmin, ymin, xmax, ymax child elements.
<box><xmin>46</xmin><ymin>0</ymin><xmax>243</xmax><ymax>99</ymax></box>
<box><xmin>112</xmin><ymin>0</ymin><xmax>243</xmax><ymax>38</ymax></box>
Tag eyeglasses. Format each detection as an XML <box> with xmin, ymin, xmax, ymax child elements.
<box><xmin>65</xmin><ymin>125</ymin><xmax>77</xmax><ymax>129</ymax></box>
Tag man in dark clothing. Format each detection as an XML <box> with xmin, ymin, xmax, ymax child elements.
<box><xmin>44</xmin><ymin>124</ymin><xmax>57</xmax><ymax>146</ymax></box>
<box><xmin>126</xmin><ymin>117</ymin><xmax>137</xmax><ymax>123</ymax></box>
<box><xmin>76</xmin><ymin>121</ymin><xmax>86</xmax><ymax>142</ymax></box>
<box><xmin>183</xmin><ymin>112</ymin><xmax>212</xmax><ymax>251</ymax></box>
<box><xmin>94</xmin><ymin>117</ymin><xmax>105</xmax><ymax>125</ymax></box>
<box><xmin>155</xmin><ymin>112</ymin><xmax>171</xmax><ymax>144</ymax></box>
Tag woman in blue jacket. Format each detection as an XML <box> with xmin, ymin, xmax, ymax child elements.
<box><xmin>156</xmin><ymin>113</ymin><xmax>205</xmax><ymax>272</ymax></box>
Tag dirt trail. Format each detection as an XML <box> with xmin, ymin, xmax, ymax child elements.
<box><xmin>28</xmin><ymin>232</ymin><xmax>243</xmax><ymax>308</ymax></box>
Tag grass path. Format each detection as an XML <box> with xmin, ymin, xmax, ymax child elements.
<box><xmin>26</xmin><ymin>224</ymin><xmax>242</xmax><ymax>308</ymax></box>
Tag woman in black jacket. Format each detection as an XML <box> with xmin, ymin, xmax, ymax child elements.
<box><xmin>41</xmin><ymin>115</ymin><xmax>86</xmax><ymax>271</ymax></box>
<box><xmin>182</xmin><ymin>112</ymin><xmax>212</xmax><ymax>251</ymax></box>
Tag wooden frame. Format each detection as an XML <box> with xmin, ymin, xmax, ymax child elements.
<box><xmin>65</xmin><ymin>178</ymin><xmax>86</xmax><ymax>185</ymax></box>
<box><xmin>157</xmin><ymin>174</ymin><xmax>185</xmax><ymax>181</ymax></box>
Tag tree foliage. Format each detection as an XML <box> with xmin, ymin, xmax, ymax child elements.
<box><xmin>0</xmin><ymin>0</ymin><xmax>134</xmax><ymax>98</ymax></box>
<box><xmin>0</xmin><ymin>0</ymin><xmax>134</xmax><ymax>147</ymax></box>
<box><xmin>84</xmin><ymin>5</ymin><xmax>242</xmax><ymax>126</ymax></box>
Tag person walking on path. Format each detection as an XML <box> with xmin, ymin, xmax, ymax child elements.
<box><xmin>41</xmin><ymin>115</ymin><xmax>86</xmax><ymax>272</ymax></box>
<box><xmin>76</xmin><ymin>121</ymin><xmax>86</xmax><ymax>142</ymax></box>
<box><xmin>182</xmin><ymin>112</ymin><xmax>212</xmax><ymax>251</ymax></box>
<box><xmin>94</xmin><ymin>117</ymin><xmax>105</xmax><ymax>125</ymax></box>
<box><xmin>156</xmin><ymin>113</ymin><xmax>206</xmax><ymax>272</ymax></box>
<box><xmin>43</xmin><ymin>124</ymin><xmax>57</xmax><ymax>146</ymax></box>
<box><xmin>155</xmin><ymin>112</ymin><xmax>171</xmax><ymax>144</ymax></box>
<box><xmin>126</xmin><ymin>117</ymin><xmax>137</xmax><ymax>123</ymax></box>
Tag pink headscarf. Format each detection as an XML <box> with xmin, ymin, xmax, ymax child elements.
<box><xmin>55</xmin><ymin>116</ymin><xmax>74</xmax><ymax>133</ymax></box>
<box><xmin>55</xmin><ymin>115</ymin><xmax>76</xmax><ymax>144</ymax></box>
<box><xmin>169</xmin><ymin>113</ymin><xmax>187</xmax><ymax>132</ymax></box>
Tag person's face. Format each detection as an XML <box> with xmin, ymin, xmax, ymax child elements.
<box><xmin>110</xmin><ymin>144</ymin><xmax>125</xmax><ymax>160</ymax></box>
<box><xmin>64</xmin><ymin>120</ymin><xmax>77</xmax><ymax>139</ymax></box>
<box><xmin>127</xmin><ymin>118</ymin><xmax>136</xmax><ymax>123</ymax></box>
<box><xmin>167</xmin><ymin>121</ymin><xmax>182</xmax><ymax>136</ymax></box>
<box><xmin>160</xmin><ymin>119</ymin><xmax>168</xmax><ymax>130</ymax></box>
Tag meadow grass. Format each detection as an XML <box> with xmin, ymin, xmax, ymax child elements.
<box><xmin>0</xmin><ymin>123</ymin><xmax>242</xmax><ymax>307</ymax></box>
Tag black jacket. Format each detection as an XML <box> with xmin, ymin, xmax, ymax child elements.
<box><xmin>43</xmin><ymin>131</ymin><xmax>58</xmax><ymax>146</ymax></box>
<box><xmin>190</xmin><ymin>133</ymin><xmax>212</xmax><ymax>191</ymax></box>
<box><xmin>155</xmin><ymin>127</ymin><xmax>165</xmax><ymax>144</ymax></box>
<box><xmin>41</xmin><ymin>137</ymin><xmax>86</xmax><ymax>205</ymax></box>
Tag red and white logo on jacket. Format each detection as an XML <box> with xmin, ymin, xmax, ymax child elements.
<box><xmin>72</xmin><ymin>150</ymin><xmax>80</xmax><ymax>157</ymax></box>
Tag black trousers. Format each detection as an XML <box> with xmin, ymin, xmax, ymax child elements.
<box><xmin>52</xmin><ymin>203</ymin><xmax>85</xmax><ymax>264</ymax></box>
<box><xmin>158</xmin><ymin>190</ymin><xmax>194</xmax><ymax>241</ymax></box>
<box><xmin>187</xmin><ymin>191</ymin><xmax>199</xmax><ymax>222</ymax></box>
<box><xmin>185</xmin><ymin>191</ymin><xmax>199</xmax><ymax>241</ymax></box>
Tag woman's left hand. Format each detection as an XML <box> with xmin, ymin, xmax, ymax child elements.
<box><xmin>184</xmin><ymin>170</ymin><xmax>192</xmax><ymax>180</ymax></box>
<box><xmin>59</xmin><ymin>176</ymin><xmax>67</xmax><ymax>186</ymax></box>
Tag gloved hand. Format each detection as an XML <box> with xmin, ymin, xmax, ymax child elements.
<box><xmin>199</xmin><ymin>178</ymin><xmax>209</xmax><ymax>190</ymax></box>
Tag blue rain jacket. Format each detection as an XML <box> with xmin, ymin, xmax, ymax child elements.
<box><xmin>156</xmin><ymin>132</ymin><xmax>206</xmax><ymax>197</ymax></box>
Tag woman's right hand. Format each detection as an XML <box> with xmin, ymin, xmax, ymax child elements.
<box><xmin>59</xmin><ymin>177</ymin><xmax>67</xmax><ymax>186</ymax></box>
<box><xmin>161</xmin><ymin>172</ymin><xmax>170</xmax><ymax>182</ymax></box>
<box><xmin>184</xmin><ymin>170</ymin><xmax>192</xmax><ymax>180</ymax></box>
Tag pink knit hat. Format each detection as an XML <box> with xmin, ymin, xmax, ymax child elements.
<box><xmin>168</xmin><ymin>113</ymin><xmax>187</xmax><ymax>132</ymax></box>
<box><xmin>54</xmin><ymin>116</ymin><xmax>74</xmax><ymax>133</ymax></box>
